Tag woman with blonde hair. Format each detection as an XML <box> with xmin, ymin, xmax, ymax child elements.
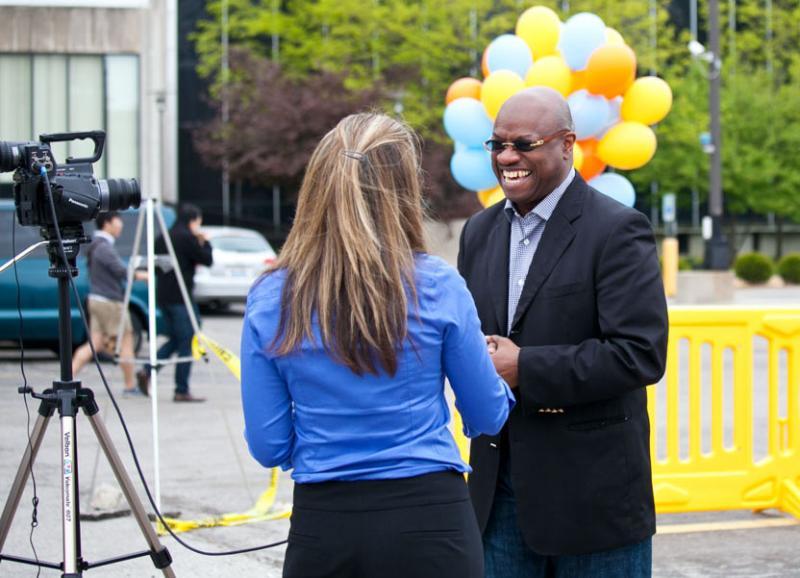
<box><xmin>240</xmin><ymin>112</ymin><xmax>513</xmax><ymax>578</ymax></box>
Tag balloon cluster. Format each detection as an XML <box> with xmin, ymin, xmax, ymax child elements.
<box><xmin>443</xmin><ymin>6</ymin><xmax>673</xmax><ymax>208</ymax></box>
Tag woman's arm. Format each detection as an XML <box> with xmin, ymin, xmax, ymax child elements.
<box><xmin>442</xmin><ymin>269</ymin><xmax>515</xmax><ymax>437</ymax></box>
<box><xmin>240</xmin><ymin>306</ymin><xmax>294</xmax><ymax>470</ymax></box>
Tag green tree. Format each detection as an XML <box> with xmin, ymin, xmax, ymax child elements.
<box><xmin>190</xmin><ymin>0</ymin><xmax>799</xmax><ymax>224</ymax></box>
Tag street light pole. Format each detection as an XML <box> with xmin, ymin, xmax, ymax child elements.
<box><xmin>221</xmin><ymin>0</ymin><xmax>230</xmax><ymax>225</ymax></box>
<box><xmin>704</xmin><ymin>0</ymin><xmax>730</xmax><ymax>269</ymax></box>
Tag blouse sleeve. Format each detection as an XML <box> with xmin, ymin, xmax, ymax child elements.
<box><xmin>240</xmin><ymin>299</ymin><xmax>294</xmax><ymax>470</ymax></box>
<box><xmin>440</xmin><ymin>268</ymin><xmax>515</xmax><ymax>438</ymax></box>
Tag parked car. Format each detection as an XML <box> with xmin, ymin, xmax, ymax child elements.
<box><xmin>194</xmin><ymin>226</ymin><xmax>277</xmax><ymax>310</ymax></box>
<box><xmin>0</xmin><ymin>200</ymin><xmax>175</xmax><ymax>352</ymax></box>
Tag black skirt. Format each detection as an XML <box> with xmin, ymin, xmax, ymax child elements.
<box><xmin>284</xmin><ymin>470</ymin><xmax>483</xmax><ymax>578</ymax></box>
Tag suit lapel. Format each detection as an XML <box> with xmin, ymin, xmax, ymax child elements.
<box><xmin>510</xmin><ymin>176</ymin><xmax>586</xmax><ymax>331</ymax></box>
<box><xmin>487</xmin><ymin>209</ymin><xmax>510</xmax><ymax>334</ymax></box>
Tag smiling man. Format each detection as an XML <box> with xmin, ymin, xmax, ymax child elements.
<box><xmin>457</xmin><ymin>87</ymin><xmax>669</xmax><ymax>577</ymax></box>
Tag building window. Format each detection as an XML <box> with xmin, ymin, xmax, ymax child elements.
<box><xmin>0</xmin><ymin>53</ymin><xmax>139</xmax><ymax>188</ymax></box>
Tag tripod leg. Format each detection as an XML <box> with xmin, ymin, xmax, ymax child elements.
<box><xmin>0</xmin><ymin>411</ymin><xmax>52</xmax><ymax>551</ymax></box>
<box><xmin>84</xmin><ymin>412</ymin><xmax>176</xmax><ymax>577</ymax></box>
<box><xmin>115</xmin><ymin>204</ymin><xmax>147</xmax><ymax>359</ymax></box>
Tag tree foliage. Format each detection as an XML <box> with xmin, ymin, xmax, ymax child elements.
<box><xmin>192</xmin><ymin>0</ymin><xmax>800</xmax><ymax>223</ymax></box>
<box><xmin>193</xmin><ymin>49</ymin><xmax>381</xmax><ymax>187</ymax></box>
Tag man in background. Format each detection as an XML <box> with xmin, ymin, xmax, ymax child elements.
<box><xmin>72</xmin><ymin>212</ymin><xmax>148</xmax><ymax>397</ymax></box>
<box><xmin>138</xmin><ymin>203</ymin><xmax>213</xmax><ymax>402</ymax></box>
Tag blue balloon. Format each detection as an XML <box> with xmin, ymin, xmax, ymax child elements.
<box><xmin>443</xmin><ymin>98</ymin><xmax>494</xmax><ymax>148</ymax></box>
<box><xmin>589</xmin><ymin>172</ymin><xmax>636</xmax><ymax>207</ymax></box>
<box><xmin>597</xmin><ymin>96</ymin><xmax>622</xmax><ymax>139</ymax></box>
<box><xmin>558</xmin><ymin>12</ymin><xmax>606</xmax><ymax>71</ymax></box>
<box><xmin>486</xmin><ymin>34</ymin><xmax>533</xmax><ymax>79</ymax></box>
<box><xmin>568</xmin><ymin>90</ymin><xmax>610</xmax><ymax>140</ymax></box>
<box><xmin>450</xmin><ymin>147</ymin><xmax>498</xmax><ymax>192</ymax></box>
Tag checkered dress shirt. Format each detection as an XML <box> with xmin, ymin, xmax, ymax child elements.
<box><xmin>504</xmin><ymin>168</ymin><xmax>575</xmax><ymax>334</ymax></box>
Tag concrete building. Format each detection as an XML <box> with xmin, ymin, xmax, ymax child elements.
<box><xmin>0</xmin><ymin>0</ymin><xmax>179</xmax><ymax>204</ymax></box>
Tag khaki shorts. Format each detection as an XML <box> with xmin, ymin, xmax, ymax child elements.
<box><xmin>88</xmin><ymin>298</ymin><xmax>131</xmax><ymax>339</ymax></box>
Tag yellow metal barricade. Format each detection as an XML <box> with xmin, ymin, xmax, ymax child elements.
<box><xmin>650</xmin><ymin>307</ymin><xmax>800</xmax><ymax>519</ymax></box>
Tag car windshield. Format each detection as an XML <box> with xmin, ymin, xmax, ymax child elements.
<box><xmin>210</xmin><ymin>235</ymin><xmax>270</xmax><ymax>253</ymax></box>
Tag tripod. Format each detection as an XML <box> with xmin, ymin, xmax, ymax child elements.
<box><xmin>113</xmin><ymin>195</ymin><xmax>207</xmax><ymax>508</ymax></box>
<box><xmin>0</xmin><ymin>226</ymin><xmax>175</xmax><ymax>577</ymax></box>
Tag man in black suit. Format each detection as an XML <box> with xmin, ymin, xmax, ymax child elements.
<box><xmin>137</xmin><ymin>203</ymin><xmax>213</xmax><ymax>402</ymax></box>
<box><xmin>458</xmin><ymin>87</ymin><xmax>668</xmax><ymax>577</ymax></box>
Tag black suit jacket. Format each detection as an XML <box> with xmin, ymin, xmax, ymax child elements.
<box><xmin>458</xmin><ymin>174</ymin><xmax>668</xmax><ymax>556</ymax></box>
<box><xmin>155</xmin><ymin>223</ymin><xmax>213</xmax><ymax>306</ymax></box>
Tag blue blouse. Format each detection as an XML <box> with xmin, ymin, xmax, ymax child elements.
<box><xmin>240</xmin><ymin>253</ymin><xmax>515</xmax><ymax>484</ymax></box>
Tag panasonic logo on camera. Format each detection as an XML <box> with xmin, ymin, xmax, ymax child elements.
<box><xmin>67</xmin><ymin>198</ymin><xmax>90</xmax><ymax>209</ymax></box>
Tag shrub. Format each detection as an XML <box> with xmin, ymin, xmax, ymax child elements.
<box><xmin>778</xmin><ymin>253</ymin><xmax>800</xmax><ymax>284</ymax></box>
<box><xmin>678</xmin><ymin>256</ymin><xmax>698</xmax><ymax>271</ymax></box>
<box><xmin>734</xmin><ymin>253</ymin><xmax>774</xmax><ymax>284</ymax></box>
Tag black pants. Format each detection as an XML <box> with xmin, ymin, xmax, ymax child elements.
<box><xmin>284</xmin><ymin>471</ymin><xmax>483</xmax><ymax>578</ymax></box>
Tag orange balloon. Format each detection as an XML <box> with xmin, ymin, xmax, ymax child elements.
<box><xmin>585</xmin><ymin>44</ymin><xmax>637</xmax><ymax>99</ymax></box>
<box><xmin>481</xmin><ymin>47</ymin><xmax>490</xmax><ymax>78</ymax></box>
<box><xmin>570</xmin><ymin>70</ymin><xmax>587</xmax><ymax>93</ymax></box>
<box><xmin>446</xmin><ymin>77</ymin><xmax>482</xmax><ymax>105</ymax></box>
<box><xmin>578</xmin><ymin>138</ymin><xmax>598</xmax><ymax>156</ymax></box>
<box><xmin>576</xmin><ymin>139</ymin><xmax>606</xmax><ymax>180</ymax></box>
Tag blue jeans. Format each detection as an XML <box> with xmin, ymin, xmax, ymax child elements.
<box><xmin>484</xmin><ymin>459</ymin><xmax>652</xmax><ymax>578</ymax></box>
<box><xmin>154</xmin><ymin>304</ymin><xmax>199</xmax><ymax>395</ymax></box>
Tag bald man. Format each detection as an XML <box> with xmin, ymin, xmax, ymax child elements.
<box><xmin>457</xmin><ymin>87</ymin><xmax>668</xmax><ymax>577</ymax></box>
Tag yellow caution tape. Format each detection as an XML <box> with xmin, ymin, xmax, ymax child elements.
<box><xmin>158</xmin><ymin>467</ymin><xmax>291</xmax><ymax>535</ymax></box>
<box><xmin>451</xmin><ymin>410</ymin><xmax>470</xmax><ymax>466</ymax></box>
<box><xmin>192</xmin><ymin>333</ymin><xmax>241</xmax><ymax>380</ymax></box>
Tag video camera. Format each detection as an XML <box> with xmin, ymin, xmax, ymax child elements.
<box><xmin>0</xmin><ymin>130</ymin><xmax>140</xmax><ymax>228</ymax></box>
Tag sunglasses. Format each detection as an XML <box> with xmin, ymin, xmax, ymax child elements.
<box><xmin>483</xmin><ymin>129</ymin><xmax>571</xmax><ymax>153</ymax></box>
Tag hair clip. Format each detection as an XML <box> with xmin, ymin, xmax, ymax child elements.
<box><xmin>342</xmin><ymin>150</ymin><xmax>366</xmax><ymax>161</ymax></box>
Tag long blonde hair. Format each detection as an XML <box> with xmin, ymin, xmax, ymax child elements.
<box><xmin>270</xmin><ymin>113</ymin><xmax>427</xmax><ymax>376</ymax></box>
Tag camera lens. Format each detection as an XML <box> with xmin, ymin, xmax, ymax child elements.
<box><xmin>99</xmin><ymin>178</ymin><xmax>141</xmax><ymax>212</ymax></box>
<box><xmin>0</xmin><ymin>141</ymin><xmax>21</xmax><ymax>173</ymax></box>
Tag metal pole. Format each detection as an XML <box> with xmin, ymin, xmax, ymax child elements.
<box><xmin>145</xmin><ymin>196</ymin><xmax>162</xmax><ymax>510</ymax></box>
<box><xmin>704</xmin><ymin>0</ymin><xmax>729</xmax><ymax>269</ymax></box>
<box><xmin>765</xmin><ymin>0</ymin><xmax>773</xmax><ymax>75</ymax></box>
<box><xmin>272</xmin><ymin>0</ymin><xmax>280</xmax><ymax>63</ymax></box>
<box><xmin>649</xmin><ymin>0</ymin><xmax>657</xmax><ymax>75</ymax></box>
<box><xmin>272</xmin><ymin>184</ymin><xmax>281</xmax><ymax>233</ymax></box>
<box><xmin>58</xmin><ymin>276</ymin><xmax>80</xmax><ymax>576</ymax></box>
<box><xmin>221</xmin><ymin>0</ymin><xmax>230</xmax><ymax>225</ymax></box>
<box><xmin>469</xmin><ymin>6</ymin><xmax>478</xmax><ymax>78</ymax></box>
<box><xmin>728</xmin><ymin>0</ymin><xmax>737</xmax><ymax>68</ymax></box>
<box><xmin>690</xmin><ymin>0</ymin><xmax>698</xmax><ymax>41</ymax></box>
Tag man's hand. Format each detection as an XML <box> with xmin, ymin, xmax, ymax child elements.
<box><xmin>134</xmin><ymin>271</ymin><xmax>149</xmax><ymax>282</ymax></box>
<box><xmin>487</xmin><ymin>335</ymin><xmax>520</xmax><ymax>388</ymax></box>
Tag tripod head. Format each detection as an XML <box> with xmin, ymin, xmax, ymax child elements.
<box><xmin>40</xmin><ymin>223</ymin><xmax>90</xmax><ymax>279</ymax></box>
